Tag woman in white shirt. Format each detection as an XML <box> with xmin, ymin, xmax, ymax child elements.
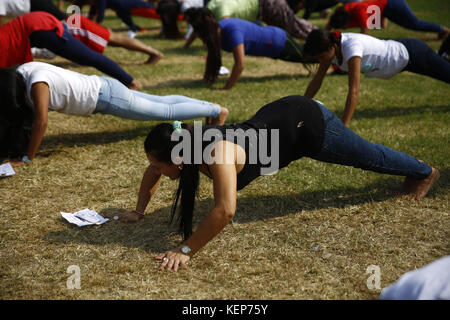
<box><xmin>3</xmin><ymin>62</ymin><xmax>228</xmax><ymax>166</ymax></box>
<box><xmin>303</xmin><ymin>30</ymin><xmax>450</xmax><ymax>126</ymax></box>
<box><xmin>0</xmin><ymin>0</ymin><xmax>66</xmax><ymax>23</ymax></box>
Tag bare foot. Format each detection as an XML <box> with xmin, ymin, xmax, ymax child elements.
<box><xmin>401</xmin><ymin>176</ymin><xmax>416</xmax><ymax>195</ymax></box>
<box><xmin>209</xmin><ymin>106</ymin><xmax>229</xmax><ymax>126</ymax></box>
<box><xmin>406</xmin><ymin>168</ymin><xmax>440</xmax><ymax>200</ymax></box>
<box><xmin>438</xmin><ymin>28</ymin><xmax>449</xmax><ymax>40</ymax></box>
<box><xmin>145</xmin><ymin>53</ymin><xmax>163</xmax><ymax>65</ymax></box>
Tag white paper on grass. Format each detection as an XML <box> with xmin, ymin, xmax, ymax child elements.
<box><xmin>60</xmin><ymin>208</ymin><xmax>109</xmax><ymax>227</ymax></box>
<box><xmin>0</xmin><ymin>163</ymin><xmax>15</xmax><ymax>177</ymax></box>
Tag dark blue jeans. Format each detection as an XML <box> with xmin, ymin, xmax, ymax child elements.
<box><xmin>396</xmin><ymin>38</ymin><xmax>450</xmax><ymax>84</ymax></box>
<box><xmin>384</xmin><ymin>0</ymin><xmax>444</xmax><ymax>33</ymax></box>
<box><xmin>310</xmin><ymin>101</ymin><xmax>432</xmax><ymax>180</ymax></box>
<box><xmin>29</xmin><ymin>25</ymin><xmax>133</xmax><ymax>85</ymax></box>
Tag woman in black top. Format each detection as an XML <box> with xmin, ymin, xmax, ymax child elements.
<box><xmin>114</xmin><ymin>95</ymin><xmax>439</xmax><ymax>271</ymax></box>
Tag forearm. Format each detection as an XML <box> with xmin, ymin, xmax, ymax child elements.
<box><xmin>305</xmin><ymin>79</ymin><xmax>321</xmax><ymax>98</ymax></box>
<box><xmin>183</xmin><ymin>206</ymin><xmax>233</xmax><ymax>255</ymax></box>
<box><xmin>184</xmin><ymin>32</ymin><xmax>196</xmax><ymax>49</ymax></box>
<box><xmin>27</xmin><ymin>120</ymin><xmax>47</xmax><ymax>160</ymax></box>
<box><xmin>224</xmin><ymin>64</ymin><xmax>243</xmax><ymax>90</ymax></box>
<box><xmin>135</xmin><ymin>166</ymin><xmax>161</xmax><ymax>213</ymax></box>
<box><xmin>342</xmin><ymin>90</ymin><xmax>359</xmax><ymax>126</ymax></box>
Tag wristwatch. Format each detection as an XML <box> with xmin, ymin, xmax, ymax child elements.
<box><xmin>180</xmin><ymin>245</ymin><xmax>192</xmax><ymax>256</ymax></box>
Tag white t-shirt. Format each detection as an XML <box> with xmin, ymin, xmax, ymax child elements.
<box><xmin>333</xmin><ymin>33</ymin><xmax>410</xmax><ymax>79</ymax></box>
<box><xmin>178</xmin><ymin>0</ymin><xmax>204</xmax><ymax>13</ymax></box>
<box><xmin>17</xmin><ymin>62</ymin><xmax>102</xmax><ymax>116</ymax></box>
<box><xmin>0</xmin><ymin>0</ymin><xmax>30</xmax><ymax>16</ymax></box>
<box><xmin>380</xmin><ymin>256</ymin><xmax>450</xmax><ymax>300</ymax></box>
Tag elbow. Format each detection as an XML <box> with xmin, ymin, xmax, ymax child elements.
<box><xmin>216</xmin><ymin>205</ymin><xmax>235</xmax><ymax>223</ymax></box>
<box><xmin>224</xmin><ymin>210</ymin><xmax>235</xmax><ymax>223</ymax></box>
<box><xmin>349</xmin><ymin>87</ymin><xmax>360</xmax><ymax>98</ymax></box>
<box><xmin>39</xmin><ymin>118</ymin><xmax>48</xmax><ymax>130</ymax></box>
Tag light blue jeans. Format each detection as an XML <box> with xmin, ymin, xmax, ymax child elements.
<box><xmin>94</xmin><ymin>77</ymin><xmax>221</xmax><ymax>120</ymax></box>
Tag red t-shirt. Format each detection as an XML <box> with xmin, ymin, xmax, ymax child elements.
<box><xmin>344</xmin><ymin>0</ymin><xmax>388</xmax><ymax>29</ymax></box>
<box><xmin>66</xmin><ymin>14</ymin><xmax>111</xmax><ymax>53</ymax></box>
<box><xmin>0</xmin><ymin>11</ymin><xmax>64</xmax><ymax>68</ymax></box>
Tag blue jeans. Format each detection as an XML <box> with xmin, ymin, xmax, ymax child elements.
<box><xmin>396</xmin><ymin>38</ymin><xmax>450</xmax><ymax>84</ymax></box>
<box><xmin>94</xmin><ymin>77</ymin><xmax>221</xmax><ymax>120</ymax></box>
<box><xmin>384</xmin><ymin>0</ymin><xmax>444</xmax><ymax>33</ymax></box>
<box><xmin>29</xmin><ymin>25</ymin><xmax>133</xmax><ymax>86</ymax></box>
<box><xmin>310</xmin><ymin>102</ymin><xmax>432</xmax><ymax>180</ymax></box>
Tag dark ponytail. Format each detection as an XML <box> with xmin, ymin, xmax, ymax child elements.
<box><xmin>304</xmin><ymin>29</ymin><xmax>341</xmax><ymax>57</ymax></box>
<box><xmin>185</xmin><ymin>8</ymin><xmax>222</xmax><ymax>85</ymax></box>
<box><xmin>144</xmin><ymin>123</ymin><xmax>200</xmax><ymax>240</ymax></box>
<box><xmin>329</xmin><ymin>6</ymin><xmax>352</xmax><ymax>29</ymax></box>
<box><xmin>157</xmin><ymin>0</ymin><xmax>183</xmax><ymax>39</ymax></box>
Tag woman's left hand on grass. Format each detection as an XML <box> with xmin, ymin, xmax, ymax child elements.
<box><xmin>10</xmin><ymin>160</ymin><xmax>25</xmax><ymax>167</ymax></box>
<box><xmin>155</xmin><ymin>249</ymin><xmax>190</xmax><ymax>272</ymax></box>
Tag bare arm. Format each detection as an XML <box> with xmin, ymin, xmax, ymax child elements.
<box><xmin>183</xmin><ymin>145</ymin><xmax>237</xmax><ymax>255</ymax></box>
<box><xmin>156</xmin><ymin>141</ymin><xmax>238</xmax><ymax>271</ymax></box>
<box><xmin>183</xmin><ymin>32</ymin><xmax>197</xmax><ymax>49</ymax></box>
<box><xmin>341</xmin><ymin>56</ymin><xmax>361</xmax><ymax>127</ymax></box>
<box><xmin>304</xmin><ymin>58</ymin><xmax>331</xmax><ymax>98</ymax></box>
<box><xmin>135</xmin><ymin>165</ymin><xmax>162</xmax><ymax>214</ymax></box>
<box><xmin>107</xmin><ymin>164</ymin><xmax>161</xmax><ymax>222</ymax></box>
<box><xmin>223</xmin><ymin>44</ymin><xmax>245</xmax><ymax>90</ymax></box>
<box><xmin>27</xmin><ymin>82</ymin><xmax>49</xmax><ymax>161</ymax></box>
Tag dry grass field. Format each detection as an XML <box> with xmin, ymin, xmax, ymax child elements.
<box><xmin>0</xmin><ymin>0</ymin><xmax>449</xmax><ymax>300</ymax></box>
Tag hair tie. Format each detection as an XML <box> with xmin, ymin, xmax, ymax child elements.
<box><xmin>332</xmin><ymin>30</ymin><xmax>342</xmax><ymax>40</ymax></box>
<box><xmin>172</xmin><ymin>121</ymin><xmax>183</xmax><ymax>133</ymax></box>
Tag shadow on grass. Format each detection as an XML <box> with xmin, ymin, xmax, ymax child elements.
<box><xmin>159</xmin><ymin>45</ymin><xmax>205</xmax><ymax>56</ymax></box>
<box><xmin>43</xmin><ymin>170</ymin><xmax>446</xmax><ymax>253</ymax></box>
<box><xmin>41</xmin><ymin>126</ymin><xmax>152</xmax><ymax>150</ymax></box>
<box><xmin>147</xmin><ymin>73</ymin><xmax>310</xmax><ymax>90</ymax></box>
<box><xmin>350</xmin><ymin>105</ymin><xmax>450</xmax><ymax>121</ymax></box>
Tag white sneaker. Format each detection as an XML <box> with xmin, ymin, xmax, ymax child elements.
<box><xmin>127</xmin><ymin>30</ymin><xmax>137</xmax><ymax>38</ymax></box>
<box><xmin>31</xmin><ymin>48</ymin><xmax>56</xmax><ymax>59</ymax></box>
<box><xmin>219</xmin><ymin>66</ymin><xmax>230</xmax><ymax>76</ymax></box>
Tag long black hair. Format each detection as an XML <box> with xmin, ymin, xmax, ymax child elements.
<box><xmin>184</xmin><ymin>7</ymin><xmax>222</xmax><ymax>85</ymax></box>
<box><xmin>144</xmin><ymin>123</ymin><xmax>200</xmax><ymax>240</ymax></box>
<box><xmin>0</xmin><ymin>66</ymin><xmax>34</xmax><ymax>159</ymax></box>
<box><xmin>157</xmin><ymin>0</ymin><xmax>183</xmax><ymax>39</ymax></box>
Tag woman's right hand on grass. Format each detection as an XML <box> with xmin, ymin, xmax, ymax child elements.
<box><xmin>103</xmin><ymin>210</ymin><xmax>143</xmax><ymax>222</ymax></box>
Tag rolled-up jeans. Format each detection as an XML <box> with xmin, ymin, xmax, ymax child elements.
<box><xmin>310</xmin><ymin>101</ymin><xmax>432</xmax><ymax>180</ymax></box>
<box><xmin>94</xmin><ymin>77</ymin><xmax>221</xmax><ymax>120</ymax></box>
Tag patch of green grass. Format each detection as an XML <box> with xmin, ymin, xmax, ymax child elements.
<box><xmin>0</xmin><ymin>0</ymin><xmax>448</xmax><ymax>300</ymax></box>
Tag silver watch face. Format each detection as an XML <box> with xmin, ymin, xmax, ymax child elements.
<box><xmin>181</xmin><ymin>246</ymin><xmax>191</xmax><ymax>254</ymax></box>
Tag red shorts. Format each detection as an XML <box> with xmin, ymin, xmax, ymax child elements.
<box><xmin>130</xmin><ymin>7</ymin><xmax>184</xmax><ymax>20</ymax></box>
<box><xmin>66</xmin><ymin>14</ymin><xmax>111</xmax><ymax>53</ymax></box>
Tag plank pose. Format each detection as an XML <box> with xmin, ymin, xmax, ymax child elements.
<box><xmin>114</xmin><ymin>95</ymin><xmax>439</xmax><ymax>272</ymax></box>
<box><xmin>303</xmin><ymin>30</ymin><xmax>450</xmax><ymax>126</ymax></box>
